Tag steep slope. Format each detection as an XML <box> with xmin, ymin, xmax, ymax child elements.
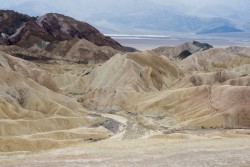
<box><xmin>36</xmin><ymin>13</ymin><xmax>127</xmax><ymax>51</ymax></box>
<box><xmin>0</xmin><ymin>50</ymin><xmax>123</xmax><ymax>152</ymax></box>
<box><xmin>0</xmin><ymin>66</ymin><xmax>111</xmax><ymax>152</ymax></box>
<box><xmin>0</xmin><ymin>10</ymin><xmax>133</xmax><ymax>52</ymax></box>
<box><xmin>79</xmin><ymin>51</ymin><xmax>184</xmax><ymax>111</ymax></box>
<box><xmin>179</xmin><ymin>48</ymin><xmax>250</xmax><ymax>72</ymax></box>
<box><xmin>132</xmin><ymin>85</ymin><xmax>250</xmax><ymax>130</ymax></box>
<box><xmin>116</xmin><ymin>49</ymin><xmax>250</xmax><ymax>129</ymax></box>
<box><xmin>226</xmin><ymin>46</ymin><xmax>250</xmax><ymax>57</ymax></box>
<box><xmin>44</xmin><ymin>39</ymin><xmax>119</xmax><ymax>63</ymax></box>
<box><xmin>139</xmin><ymin>48</ymin><xmax>249</xmax><ymax>130</ymax></box>
<box><xmin>0</xmin><ymin>10</ymin><xmax>32</xmax><ymax>38</ymax></box>
<box><xmin>86</xmin><ymin>51</ymin><xmax>184</xmax><ymax>91</ymax></box>
<box><xmin>152</xmin><ymin>41</ymin><xmax>213</xmax><ymax>60</ymax></box>
<box><xmin>171</xmin><ymin>48</ymin><xmax>250</xmax><ymax>88</ymax></box>
<box><xmin>0</xmin><ymin>39</ymin><xmax>120</xmax><ymax>64</ymax></box>
<box><xmin>78</xmin><ymin>49</ymin><xmax>250</xmax><ymax>130</ymax></box>
<box><xmin>0</xmin><ymin>51</ymin><xmax>91</xmax><ymax>94</ymax></box>
<box><xmin>8</xmin><ymin>20</ymin><xmax>57</xmax><ymax>48</ymax></box>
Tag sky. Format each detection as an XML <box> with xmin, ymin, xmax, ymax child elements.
<box><xmin>1</xmin><ymin>0</ymin><xmax>249</xmax><ymax>15</ymax></box>
<box><xmin>0</xmin><ymin>0</ymin><xmax>247</xmax><ymax>7</ymax></box>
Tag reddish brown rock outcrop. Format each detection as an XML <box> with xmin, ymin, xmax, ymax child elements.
<box><xmin>0</xmin><ymin>10</ymin><xmax>133</xmax><ymax>52</ymax></box>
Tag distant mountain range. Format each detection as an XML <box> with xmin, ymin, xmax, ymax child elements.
<box><xmin>0</xmin><ymin>0</ymin><xmax>248</xmax><ymax>35</ymax></box>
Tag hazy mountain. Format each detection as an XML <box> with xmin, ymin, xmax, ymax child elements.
<box><xmin>0</xmin><ymin>0</ymin><xmax>247</xmax><ymax>34</ymax></box>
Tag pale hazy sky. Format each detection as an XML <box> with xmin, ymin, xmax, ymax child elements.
<box><xmin>0</xmin><ymin>0</ymin><xmax>248</xmax><ymax>8</ymax></box>
<box><xmin>1</xmin><ymin>0</ymin><xmax>248</xmax><ymax>17</ymax></box>
<box><xmin>1</xmin><ymin>0</ymin><xmax>248</xmax><ymax>14</ymax></box>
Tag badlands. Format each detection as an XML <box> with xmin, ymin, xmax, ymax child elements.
<box><xmin>0</xmin><ymin>10</ymin><xmax>250</xmax><ymax>167</ymax></box>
